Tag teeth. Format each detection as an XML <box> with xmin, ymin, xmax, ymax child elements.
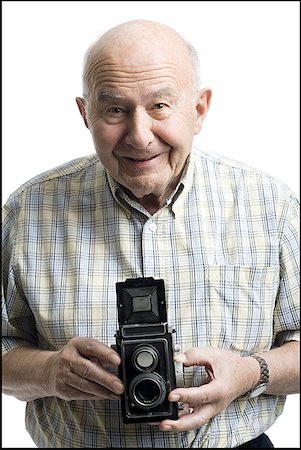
<box><xmin>132</xmin><ymin>157</ymin><xmax>153</xmax><ymax>161</ymax></box>
<box><xmin>125</xmin><ymin>155</ymin><xmax>157</xmax><ymax>161</ymax></box>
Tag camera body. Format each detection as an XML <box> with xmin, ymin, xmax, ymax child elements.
<box><xmin>115</xmin><ymin>277</ymin><xmax>178</xmax><ymax>424</ymax></box>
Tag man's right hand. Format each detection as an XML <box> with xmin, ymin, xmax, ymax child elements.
<box><xmin>46</xmin><ymin>336</ymin><xmax>124</xmax><ymax>401</ymax></box>
<box><xmin>2</xmin><ymin>337</ymin><xmax>124</xmax><ymax>402</ymax></box>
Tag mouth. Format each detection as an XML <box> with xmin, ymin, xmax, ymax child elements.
<box><xmin>125</xmin><ymin>154</ymin><xmax>159</xmax><ymax>162</ymax></box>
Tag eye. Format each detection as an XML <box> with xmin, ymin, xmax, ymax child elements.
<box><xmin>153</xmin><ymin>103</ymin><xmax>167</xmax><ymax>110</ymax></box>
<box><xmin>101</xmin><ymin>105</ymin><xmax>126</xmax><ymax>123</ymax></box>
<box><xmin>107</xmin><ymin>106</ymin><xmax>124</xmax><ymax>114</ymax></box>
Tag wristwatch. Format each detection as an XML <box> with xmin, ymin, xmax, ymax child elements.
<box><xmin>246</xmin><ymin>355</ymin><xmax>269</xmax><ymax>398</ymax></box>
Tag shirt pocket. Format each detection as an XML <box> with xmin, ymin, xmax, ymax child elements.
<box><xmin>201</xmin><ymin>265</ymin><xmax>280</xmax><ymax>353</ymax></box>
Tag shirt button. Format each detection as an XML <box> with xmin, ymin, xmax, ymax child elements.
<box><xmin>148</xmin><ymin>222</ymin><xmax>157</xmax><ymax>232</ymax></box>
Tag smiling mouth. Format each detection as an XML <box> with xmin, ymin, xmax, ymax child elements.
<box><xmin>125</xmin><ymin>155</ymin><xmax>158</xmax><ymax>162</ymax></box>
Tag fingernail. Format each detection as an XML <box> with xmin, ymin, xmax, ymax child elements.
<box><xmin>162</xmin><ymin>425</ymin><xmax>172</xmax><ymax>431</ymax></box>
<box><xmin>109</xmin><ymin>353</ymin><xmax>121</xmax><ymax>365</ymax></box>
<box><xmin>113</xmin><ymin>380</ymin><xmax>124</xmax><ymax>394</ymax></box>
<box><xmin>169</xmin><ymin>394</ymin><xmax>180</xmax><ymax>402</ymax></box>
<box><xmin>174</xmin><ymin>353</ymin><xmax>187</xmax><ymax>362</ymax></box>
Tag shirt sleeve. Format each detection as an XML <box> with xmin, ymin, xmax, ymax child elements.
<box><xmin>273</xmin><ymin>190</ymin><xmax>300</xmax><ymax>346</ymax></box>
<box><xmin>2</xmin><ymin>192</ymin><xmax>38</xmax><ymax>356</ymax></box>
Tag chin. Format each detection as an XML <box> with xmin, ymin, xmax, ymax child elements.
<box><xmin>125</xmin><ymin>178</ymin><xmax>160</xmax><ymax>196</ymax></box>
<box><xmin>129</xmin><ymin>187</ymin><xmax>156</xmax><ymax>200</ymax></box>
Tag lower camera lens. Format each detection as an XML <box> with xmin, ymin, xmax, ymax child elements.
<box><xmin>129</xmin><ymin>372</ymin><xmax>166</xmax><ymax>409</ymax></box>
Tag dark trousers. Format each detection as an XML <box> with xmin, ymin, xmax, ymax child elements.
<box><xmin>236</xmin><ymin>433</ymin><xmax>274</xmax><ymax>448</ymax></box>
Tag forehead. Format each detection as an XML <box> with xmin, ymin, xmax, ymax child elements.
<box><xmin>85</xmin><ymin>57</ymin><xmax>191</xmax><ymax>100</ymax></box>
<box><xmin>83</xmin><ymin>30</ymin><xmax>193</xmax><ymax>97</ymax></box>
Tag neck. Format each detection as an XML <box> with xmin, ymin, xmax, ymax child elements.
<box><xmin>126</xmin><ymin>190</ymin><xmax>165</xmax><ymax>215</ymax></box>
<box><xmin>138</xmin><ymin>194</ymin><xmax>163</xmax><ymax>215</ymax></box>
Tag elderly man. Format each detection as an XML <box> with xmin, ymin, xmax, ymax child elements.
<box><xmin>2</xmin><ymin>20</ymin><xmax>299</xmax><ymax>448</ymax></box>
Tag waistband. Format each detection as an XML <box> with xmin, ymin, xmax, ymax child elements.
<box><xmin>236</xmin><ymin>433</ymin><xmax>274</xmax><ymax>448</ymax></box>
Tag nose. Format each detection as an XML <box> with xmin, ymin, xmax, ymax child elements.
<box><xmin>124</xmin><ymin>109</ymin><xmax>154</xmax><ymax>149</ymax></box>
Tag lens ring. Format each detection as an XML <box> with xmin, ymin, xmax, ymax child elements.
<box><xmin>132</xmin><ymin>345</ymin><xmax>159</xmax><ymax>372</ymax></box>
<box><xmin>129</xmin><ymin>372</ymin><xmax>166</xmax><ymax>410</ymax></box>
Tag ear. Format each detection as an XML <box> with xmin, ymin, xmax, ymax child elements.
<box><xmin>193</xmin><ymin>88</ymin><xmax>212</xmax><ymax>135</ymax></box>
<box><xmin>75</xmin><ymin>97</ymin><xmax>89</xmax><ymax>129</ymax></box>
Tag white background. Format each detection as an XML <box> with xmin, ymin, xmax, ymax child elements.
<box><xmin>2</xmin><ymin>1</ymin><xmax>300</xmax><ymax>448</ymax></box>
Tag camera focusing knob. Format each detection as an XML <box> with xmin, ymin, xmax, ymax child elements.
<box><xmin>173</xmin><ymin>343</ymin><xmax>181</xmax><ymax>353</ymax></box>
<box><xmin>173</xmin><ymin>343</ymin><xmax>185</xmax><ymax>387</ymax></box>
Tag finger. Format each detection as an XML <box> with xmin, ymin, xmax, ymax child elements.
<box><xmin>72</xmin><ymin>337</ymin><xmax>121</xmax><ymax>367</ymax></box>
<box><xmin>160</xmin><ymin>404</ymin><xmax>214</xmax><ymax>432</ymax></box>
<box><xmin>174</xmin><ymin>347</ymin><xmax>214</xmax><ymax>368</ymax></box>
<box><xmin>64</xmin><ymin>370</ymin><xmax>121</xmax><ymax>399</ymax></box>
<box><xmin>69</xmin><ymin>357</ymin><xmax>124</xmax><ymax>395</ymax></box>
<box><xmin>160</xmin><ymin>413</ymin><xmax>203</xmax><ymax>432</ymax></box>
<box><xmin>58</xmin><ymin>382</ymin><xmax>119</xmax><ymax>401</ymax></box>
<box><xmin>169</xmin><ymin>386</ymin><xmax>214</xmax><ymax>406</ymax></box>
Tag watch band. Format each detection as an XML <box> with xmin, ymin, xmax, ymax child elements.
<box><xmin>251</xmin><ymin>354</ymin><xmax>269</xmax><ymax>384</ymax></box>
<box><xmin>246</xmin><ymin>354</ymin><xmax>269</xmax><ymax>398</ymax></box>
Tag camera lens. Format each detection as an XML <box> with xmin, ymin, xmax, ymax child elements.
<box><xmin>129</xmin><ymin>372</ymin><xmax>166</xmax><ymax>409</ymax></box>
<box><xmin>132</xmin><ymin>345</ymin><xmax>158</xmax><ymax>372</ymax></box>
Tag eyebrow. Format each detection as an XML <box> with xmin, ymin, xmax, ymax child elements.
<box><xmin>97</xmin><ymin>87</ymin><xmax>177</xmax><ymax>101</ymax></box>
<box><xmin>97</xmin><ymin>90</ymin><xmax>126</xmax><ymax>101</ymax></box>
<box><xmin>151</xmin><ymin>87</ymin><xmax>178</xmax><ymax>100</ymax></box>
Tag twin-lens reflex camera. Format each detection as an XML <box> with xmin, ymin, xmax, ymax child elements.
<box><xmin>114</xmin><ymin>277</ymin><xmax>179</xmax><ymax>423</ymax></box>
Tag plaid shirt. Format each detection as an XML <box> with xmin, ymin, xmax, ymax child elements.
<box><xmin>2</xmin><ymin>147</ymin><xmax>299</xmax><ymax>448</ymax></box>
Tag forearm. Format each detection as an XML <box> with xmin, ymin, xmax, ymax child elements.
<box><xmin>259</xmin><ymin>340</ymin><xmax>299</xmax><ymax>395</ymax></box>
<box><xmin>2</xmin><ymin>346</ymin><xmax>56</xmax><ymax>401</ymax></box>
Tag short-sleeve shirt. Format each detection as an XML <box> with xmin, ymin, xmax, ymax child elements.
<box><xmin>2</xmin><ymin>147</ymin><xmax>299</xmax><ymax>447</ymax></box>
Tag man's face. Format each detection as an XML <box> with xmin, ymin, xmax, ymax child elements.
<box><xmin>77</xmin><ymin>34</ymin><xmax>210</xmax><ymax>209</ymax></box>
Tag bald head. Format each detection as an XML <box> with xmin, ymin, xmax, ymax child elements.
<box><xmin>97</xmin><ymin>19</ymin><xmax>183</xmax><ymax>46</ymax></box>
<box><xmin>82</xmin><ymin>20</ymin><xmax>201</xmax><ymax>98</ymax></box>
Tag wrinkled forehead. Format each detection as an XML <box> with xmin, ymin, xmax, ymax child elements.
<box><xmin>84</xmin><ymin>58</ymin><xmax>189</xmax><ymax>97</ymax></box>
<box><xmin>83</xmin><ymin>23</ymin><xmax>193</xmax><ymax>96</ymax></box>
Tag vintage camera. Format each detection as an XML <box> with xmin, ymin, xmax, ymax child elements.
<box><xmin>115</xmin><ymin>277</ymin><xmax>178</xmax><ymax>424</ymax></box>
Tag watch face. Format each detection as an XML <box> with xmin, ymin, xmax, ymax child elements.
<box><xmin>248</xmin><ymin>384</ymin><xmax>267</xmax><ymax>398</ymax></box>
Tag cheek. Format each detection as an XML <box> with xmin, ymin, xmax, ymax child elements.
<box><xmin>91</xmin><ymin>122</ymin><xmax>123</xmax><ymax>149</ymax></box>
<box><xmin>156</xmin><ymin>115</ymin><xmax>194</xmax><ymax>147</ymax></box>
<box><xmin>169</xmin><ymin>107</ymin><xmax>195</xmax><ymax>134</ymax></box>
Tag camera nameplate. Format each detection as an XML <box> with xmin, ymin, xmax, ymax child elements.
<box><xmin>121</xmin><ymin>323</ymin><xmax>167</xmax><ymax>338</ymax></box>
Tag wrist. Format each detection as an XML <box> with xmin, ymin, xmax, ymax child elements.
<box><xmin>245</xmin><ymin>354</ymin><xmax>269</xmax><ymax>398</ymax></box>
